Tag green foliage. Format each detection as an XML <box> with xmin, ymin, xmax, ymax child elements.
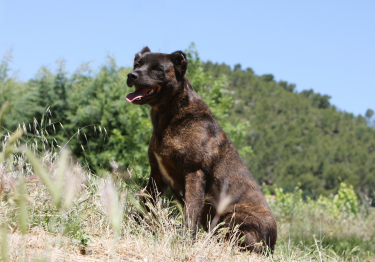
<box><xmin>365</xmin><ymin>109</ymin><xmax>374</xmax><ymax>119</ymax></box>
<box><xmin>70</xmin><ymin>226</ymin><xmax>91</xmax><ymax>246</ymax></box>
<box><xmin>265</xmin><ymin>182</ymin><xmax>359</xmax><ymax>218</ymax></box>
<box><xmin>366</xmin><ymin>108</ymin><xmax>375</xmax><ymax>128</ymax></box>
<box><xmin>332</xmin><ymin>182</ymin><xmax>359</xmax><ymax>215</ymax></box>
<box><xmin>202</xmin><ymin>60</ymin><xmax>375</xmax><ymax>201</ymax></box>
<box><xmin>265</xmin><ymin>183</ymin><xmax>374</xmax><ymax>255</ymax></box>
<box><xmin>185</xmin><ymin>44</ymin><xmax>253</xmax><ymax>159</ymax></box>
<box><xmin>0</xmin><ymin>46</ymin><xmax>251</xmax><ymax>184</ymax></box>
<box><xmin>64</xmin><ymin>57</ymin><xmax>152</xmax><ymax>176</ymax></box>
<box><xmin>0</xmin><ymin>55</ymin><xmax>42</xmax><ymax>131</ymax></box>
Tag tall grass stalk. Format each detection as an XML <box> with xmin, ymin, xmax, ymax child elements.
<box><xmin>100</xmin><ymin>178</ymin><xmax>123</xmax><ymax>257</ymax></box>
<box><xmin>289</xmin><ymin>186</ymin><xmax>298</xmax><ymax>240</ymax></box>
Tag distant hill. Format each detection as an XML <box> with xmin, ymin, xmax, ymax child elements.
<box><xmin>203</xmin><ymin>61</ymin><xmax>375</xmax><ymax>201</ymax></box>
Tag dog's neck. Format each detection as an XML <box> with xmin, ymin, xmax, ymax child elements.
<box><xmin>151</xmin><ymin>78</ymin><xmax>199</xmax><ymax>112</ymax></box>
<box><xmin>150</xmin><ymin>77</ymin><xmax>209</xmax><ymax>136</ymax></box>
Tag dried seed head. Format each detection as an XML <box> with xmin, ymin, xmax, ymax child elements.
<box><xmin>23</xmin><ymin>123</ymin><xmax>27</xmax><ymax>134</ymax></box>
<box><xmin>100</xmin><ymin>178</ymin><xmax>122</xmax><ymax>235</ymax></box>
<box><xmin>110</xmin><ymin>160</ymin><xmax>119</xmax><ymax>173</ymax></box>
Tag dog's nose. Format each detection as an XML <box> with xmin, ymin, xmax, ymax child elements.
<box><xmin>128</xmin><ymin>72</ymin><xmax>138</xmax><ymax>80</ymax></box>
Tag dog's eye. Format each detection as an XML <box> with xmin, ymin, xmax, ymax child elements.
<box><xmin>134</xmin><ymin>63</ymin><xmax>140</xmax><ymax>68</ymax></box>
<box><xmin>156</xmin><ymin>67</ymin><xmax>164</xmax><ymax>72</ymax></box>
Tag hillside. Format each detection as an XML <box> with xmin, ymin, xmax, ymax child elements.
<box><xmin>203</xmin><ymin>61</ymin><xmax>375</xmax><ymax>201</ymax></box>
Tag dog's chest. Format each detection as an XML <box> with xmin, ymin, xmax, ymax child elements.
<box><xmin>151</xmin><ymin>129</ymin><xmax>187</xmax><ymax>156</ymax></box>
<box><xmin>151</xmin><ymin>134</ymin><xmax>185</xmax><ymax>190</ymax></box>
<box><xmin>154</xmin><ymin>153</ymin><xmax>175</xmax><ymax>187</ymax></box>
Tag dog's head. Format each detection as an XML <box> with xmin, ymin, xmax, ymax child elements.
<box><xmin>126</xmin><ymin>47</ymin><xmax>188</xmax><ymax>106</ymax></box>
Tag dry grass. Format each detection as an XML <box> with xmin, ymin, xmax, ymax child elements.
<box><xmin>0</xmin><ymin>150</ymin><xmax>271</xmax><ymax>261</ymax></box>
<box><xmin>6</xmin><ymin>228</ymin><xmax>270</xmax><ymax>262</ymax></box>
<box><xmin>1</xmin><ymin>131</ymin><xmax>374</xmax><ymax>261</ymax></box>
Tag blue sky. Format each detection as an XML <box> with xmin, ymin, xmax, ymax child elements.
<box><xmin>1</xmin><ymin>0</ymin><xmax>374</xmax><ymax>116</ymax></box>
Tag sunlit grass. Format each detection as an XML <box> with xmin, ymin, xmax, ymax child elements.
<box><xmin>0</xmin><ymin>106</ymin><xmax>374</xmax><ymax>261</ymax></box>
<box><xmin>1</xmin><ymin>150</ymin><xmax>374</xmax><ymax>261</ymax></box>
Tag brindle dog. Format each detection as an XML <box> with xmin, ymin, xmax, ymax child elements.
<box><xmin>126</xmin><ymin>47</ymin><xmax>277</xmax><ymax>254</ymax></box>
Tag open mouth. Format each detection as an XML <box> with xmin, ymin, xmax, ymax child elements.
<box><xmin>126</xmin><ymin>85</ymin><xmax>161</xmax><ymax>103</ymax></box>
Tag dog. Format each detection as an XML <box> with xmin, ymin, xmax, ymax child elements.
<box><xmin>126</xmin><ymin>47</ymin><xmax>277</xmax><ymax>253</ymax></box>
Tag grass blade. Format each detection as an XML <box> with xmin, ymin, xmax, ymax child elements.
<box><xmin>18</xmin><ymin>179</ymin><xmax>28</xmax><ymax>235</ymax></box>
<box><xmin>22</xmin><ymin>147</ymin><xmax>57</xmax><ymax>205</ymax></box>
<box><xmin>54</xmin><ymin>149</ymin><xmax>69</xmax><ymax>208</ymax></box>
<box><xmin>1</xmin><ymin>129</ymin><xmax>23</xmax><ymax>161</ymax></box>
<box><xmin>0</xmin><ymin>101</ymin><xmax>9</xmax><ymax>127</ymax></box>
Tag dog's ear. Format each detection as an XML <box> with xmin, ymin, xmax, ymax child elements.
<box><xmin>170</xmin><ymin>51</ymin><xmax>188</xmax><ymax>80</ymax></box>
<box><xmin>134</xmin><ymin>46</ymin><xmax>151</xmax><ymax>62</ymax></box>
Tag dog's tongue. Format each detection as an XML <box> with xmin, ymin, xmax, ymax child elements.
<box><xmin>126</xmin><ymin>87</ymin><xmax>152</xmax><ymax>102</ymax></box>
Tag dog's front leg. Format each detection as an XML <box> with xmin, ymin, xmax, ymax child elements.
<box><xmin>145</xmin><ymin>152</ymin><xmax>168</xmax><ymax>203</ymax></box>
<box><xmin>184</xmin><ymin>170</ymin><xmax>206</xmax><ymax>235</ymax></box>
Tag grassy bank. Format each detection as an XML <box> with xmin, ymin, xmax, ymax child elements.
<box><xmin>0</xmin><ymin>131</ymin><xmax>374</xmax><ymax>261</ymax></box>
